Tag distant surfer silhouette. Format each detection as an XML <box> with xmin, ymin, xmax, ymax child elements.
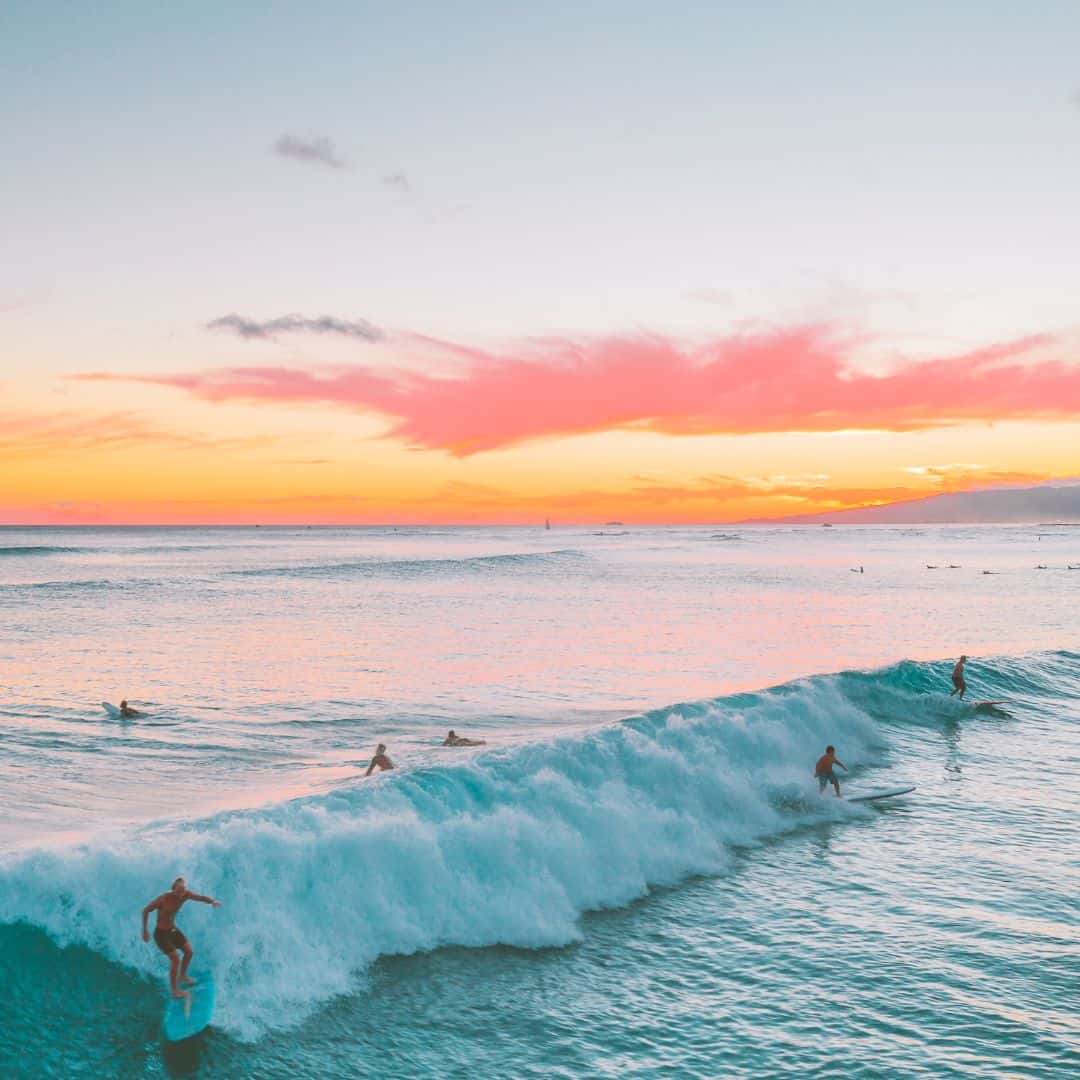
<box><xmin>142</xmin><ymin>877</ymin><xmax>221</xmax><ymax>1000</ymax></box>
<box><xmin>815</xmin><ymin>745</ymin><xmax>848</xmax><ymax>797</ymax></box>
<box><xmin>949</xmin><ymin>656</ymin><xmax>968</xmax><ymax>700</ymax></box>
<box><xmin>365</xmin><ymin>743</ymin><xmax>395</xmax><ymax>776</ymax></box>
<box><xmin>119</xmin><ymin>699</ymin><xmax>143</xmax><ymax>718</ymax></box>
<box><xmin>442</xmin><ymin>730</ymin><xmax>486</xmax><ymax>747</ymax></box>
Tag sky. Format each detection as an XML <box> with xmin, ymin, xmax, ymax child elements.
<box><xmin>2</xmin><ymin>1</ymin><xmax>1080</xmax><ymax>524</ymax></box>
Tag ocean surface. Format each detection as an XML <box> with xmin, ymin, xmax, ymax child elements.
<box><xmin>1</xmin><ymin>524</ymin><xmax>1077</xmax><ymax>1079</ymax></box>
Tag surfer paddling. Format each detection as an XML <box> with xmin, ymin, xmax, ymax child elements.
<box><xmin>949</xmin><ymin>655</ymin><xmax>968</xmax><ymax>700</ymax></box>
<box><xmin>442</xmin><ymin>730</ymin><xmax>486</xmax><ymax>747</ymax></box>
<box><xmin>119</xmin><ymin>699</ymin><xmax>143</xmax><ymax>718</ymax></box>
<box><xmin>142</xmin><ymin>878</ymin><xmax>221</xmax><ymax>1000</ymax></box>
<box><xmin>815</xmin><ymin>745</ymin><xmax>848</xmax><ymax>797</ymax></box>
<box><xmin>365</xmin><ymin>743</ymin><xmax>395</xmax><ymax>776</ymax></box>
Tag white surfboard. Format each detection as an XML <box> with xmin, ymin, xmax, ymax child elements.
<box><xmin>102</xmin><ymin>701</ymin><xmax>144</xmax><ymax>718</ymax></box>
<box><xmin>846</xmin><ymin>785</ymin><xmax>915</xmax><ymax>803</ymax></box>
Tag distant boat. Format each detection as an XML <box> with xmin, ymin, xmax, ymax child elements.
<box><xmin>822</xmin><ymin>523</ymin><xmax>833</xmax><ymax>527</ymax></box>
<box><xmin>605</xmin><ymin>521</ymin><xmax>624</xmax><ymax>526</ymax></box>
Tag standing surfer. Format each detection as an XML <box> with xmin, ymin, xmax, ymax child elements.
<box><xmin>142</xmin><ymin>877</ymin><xmax>221</xmax><ymax>1000</ymax></box>
<box><xmin>949</xmin><ymin>655</ymin><xmax>968</xmax><ymax>700</ymax></box>
<box><xmin>814</xmin><ymin>745</ymin><xmax>848</xmax><ymax>797</ymax></box>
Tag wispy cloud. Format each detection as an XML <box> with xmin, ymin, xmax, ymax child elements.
<box><xmin>70</xmin><ymin>325</ymin><xmax>1080</xmax><ymax>456</ymax></box>
<box><xmin>0</xmin><ymin>287</ymin><xmax>50</xmax><ymax>314</ymax></box>
<box><xmin>382</xmin><ymin>172</ymin><xmax>411</xmax><ymax>194</ymax></box>
<box><xmin>685</xmin><ymin>288</ymin><xmax>738</xmax><ymax>307</ymax></box>
<box><xmin>383</xmin><ymin>469</ymin><xmax>1053</xmax><ymax>518</ymax></box>
<box><xmin>206</xmin><ymin>313</ymin><xmax>383</xmax><ymax>342</ymax></box>
<box><xmin>900</xmin><ymin>464</ymin><xmax>1045</xmax><ymax>488</ymax></box>
<box><xmin>0</xmin><ymin>409</ymin><xmax>275</xmax><ymax>459</ymax></box>
<box><xmin>273</xmin><ymin>133</ymin><xmax>347</xmax><ymax>169</ymax></box>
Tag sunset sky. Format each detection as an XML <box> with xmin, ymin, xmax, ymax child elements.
<box><xmin>3</xmin><ymin>1</ymin><xmax>1080</xmax><ymax>524</ymax></box>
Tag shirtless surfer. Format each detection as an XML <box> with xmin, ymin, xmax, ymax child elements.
<box><xmin>815</xmin><ymin>745</ymin><xmax>848</xmax><ymax>797</ymax></box>
<box><xmin>365</xmin><ymin>743</ymin><xmax>395</xmax><ymax>776</ymax></box>
<box><xmin>442</xmin><ymin>730</ymin><xmax>486</xmax><ymax>747</ymax></box>
<box><xmin>949</xmin><ymin>656</ymin><xmax>968</xmax><ymax>700</ymax></box>
<box><xmin>119</xmin><ymin>699</ymin><xmax>143</xmax><ymax>718</ymax></box>
<box><xmin>142</xmin><ymin>878</ymin><xmax>221</xmax><ymax>999</ymax></box>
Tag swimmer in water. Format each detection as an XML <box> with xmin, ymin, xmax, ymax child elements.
<box><xmin>442</xmin><ymin>730</ymin><xmax>486</xmax><ymax>747</ymax></box>
<box><xmin>119</xmin><ymin>699</ymin><xmax>143</xmax><ymax>718</ymax></box>
<box><xmin>365</xmin><ymin>744</ymin><xmax>395</xmax><ymax>776</ymax></box>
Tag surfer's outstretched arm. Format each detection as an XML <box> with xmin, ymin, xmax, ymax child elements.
<box><xmin>185</xmin><ymin>892</ymin><xmax>221</xmax><ymax>907</ymax></box>
<box><xmin>836</xmin><ymin>760</ymin><xmax>848</xmax><ymax>771</ymax></box>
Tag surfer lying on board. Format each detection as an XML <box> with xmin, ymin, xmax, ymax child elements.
<box><xmin>949</xmin><ymin>656</ymin><xmax>968</xmax><ymax>700</ymax></box>
<box><xmin>365</xmin><ymin>743</ymin><xmax>395</xmax><ymax>776</ymax></box>
<box><xmin>443</xmin><ymin>730</ymin><xmax>486</xmax><ymax>747</ymax></box>
<box><xmin>119</xmin><ymin>699</ymin><xmax>143</xmax><ymax>718</ymax></box>
<box><xmin>815</xmin><ymin>745</ymin><xmax>848</xmax><ymax>797</ymax></box>
<box><xmin>142</xmin><ymin>878</ymin><xmax>221</xmax><ymax>1000</ymax></box>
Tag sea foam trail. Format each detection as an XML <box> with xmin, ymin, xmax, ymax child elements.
<box><xmin>0</xmin><ymin>667</ymin><xmax>946</xmax><ymax>1040</ymax></box>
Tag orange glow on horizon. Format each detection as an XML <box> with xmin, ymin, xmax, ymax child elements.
<box><xmin>4</xmin><ymin>322</ymin><xmax>1079</xmax><ymax>525</ymax></box>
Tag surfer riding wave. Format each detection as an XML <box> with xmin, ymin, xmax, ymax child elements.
<box><xmin>142</xmin><ymin>877</ymin><xmax>221</xmax><ymax>1000</ymax></box>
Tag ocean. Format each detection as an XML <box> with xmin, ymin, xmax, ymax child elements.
<box><xmin>1</xmin><ymin>524</ymin><xmax>1077</xmax><ymax>1078</ymax></box>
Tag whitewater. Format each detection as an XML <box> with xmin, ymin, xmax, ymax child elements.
<box><xmin>1</xmin><ymin>525</ymin><xmax>1077</xmax><ymax>1078</ymax></box>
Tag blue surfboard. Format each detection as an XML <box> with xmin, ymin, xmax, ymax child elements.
<box><xmin>163</xmin><ymin>972</ymin><xmax>216</xmax><ymax>1043</ymax></box>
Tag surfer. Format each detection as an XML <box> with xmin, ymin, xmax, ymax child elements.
<box><xmin>119</xmin><ymin>699</ymin><xmax>143</xmax><ymax>718</ymax></box>
<box><xmin>814</xmin><ymin>745</ymin><xmax>848</xmax><ymax>797</ymax></box>
<box><xmin>442</xmin><ymin>730</ymin><xmax>486</xmax><ymax>747</ymax></box>
<box><xmin>141</xmin><ymin>878</ymin><xmax>221</xmax><ymax>1000</ymax></box>
<box><xmin>949</xmin><ymin>655</ymin><xmax>968</xmax><ymax>700</ymax></box>
<box><xmin>365</xmin><ymin>743</ymin><xmax>395</xmax><ymax>776</ymax></box>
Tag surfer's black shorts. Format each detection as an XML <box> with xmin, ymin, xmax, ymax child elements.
<box><xmin>154</xmin><ymin>927</ymin><xmax>189</xmax><ymax>955</ymax></box>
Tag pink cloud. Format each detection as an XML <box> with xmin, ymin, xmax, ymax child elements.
<box><xmin>71</xmin><ymin>326</ymin><xmax>1080</xmax><ymax>455</ymax></box>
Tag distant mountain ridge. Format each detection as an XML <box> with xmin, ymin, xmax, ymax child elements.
<box><xmin>753</xmin><ymin>484</ymin><xmax>1080</xmax><ymax>525</ymax></box>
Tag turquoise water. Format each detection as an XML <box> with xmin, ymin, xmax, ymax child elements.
<box><xmin>1</xmin><ymin>526</ymin><xmax>1078</xmax><ymax>1077</ymax></box>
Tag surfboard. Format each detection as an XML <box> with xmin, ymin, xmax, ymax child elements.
<box><xmin>102</xmin><ymin>701</ymin><xmax>145</xmax><ymax>718</ymax></box>
<box><xmin>973</xmin><ymin>700</ymin><xmax>1008</xmax><ymax>708</ymax></box>
<box><xmin>846</xmin><ymin>785</ymin><xmax>915</xmax><ymax>803</ymax></box>
<box><xmin>163</xmin><ymin>972</ymin><xmax>216</xmax><ymax>1043</ymax></box>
